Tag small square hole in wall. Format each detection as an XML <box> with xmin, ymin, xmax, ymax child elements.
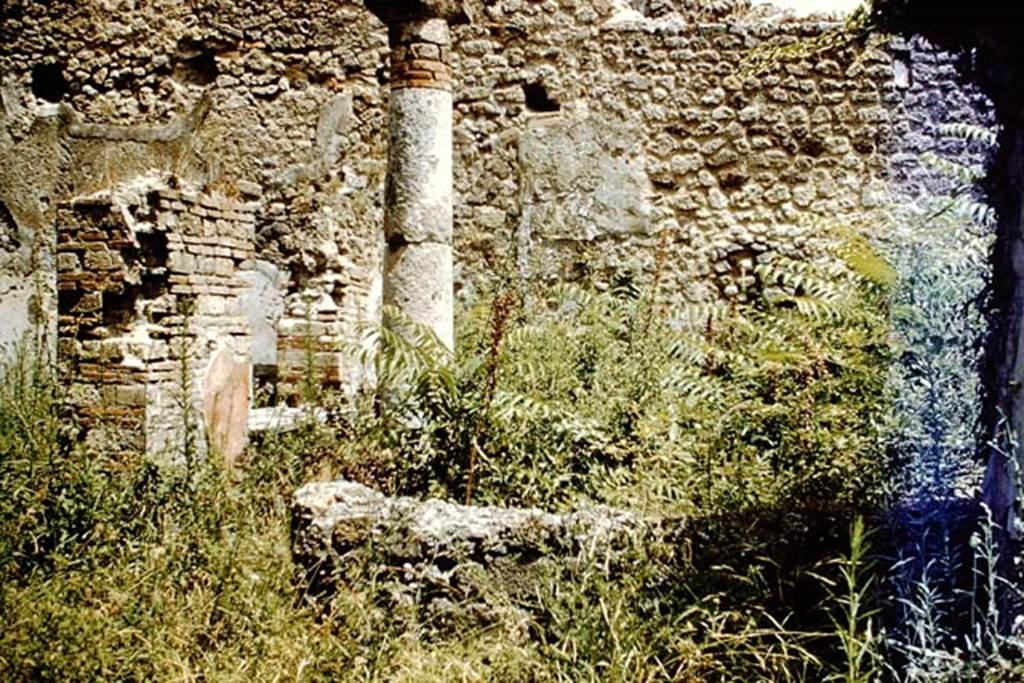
<box><xmin>172</xmin><ymin>48</ymin><xmax>219</xmax><ymax>86</ymax></box>
<box><xmin>894</xmin><ymin>53</ymin><xmax>913</xmax><ymax>89</ymax></box>
<box><xmin>137</xmin><ymin>231</ymin><xmax>169</xmax><ymax>269</ymax></box>
<box><xmin>102</xmin><ymin>289</ymin><xmax>138</xmax><ymax>329</ymax></box>
<box><xmin>58</xmin><ymin>289</ymin><xmax>84</xmax><ymax>315</ymax></box>
<box><xmin>31</xmin><ymin>63</ymin><xmax>68</xmax><ymax>103</ymax></box>
<box><xmin>523</xmin><ymin>82</ymin><xmax>560</xmax><ymax>113</ymax></box>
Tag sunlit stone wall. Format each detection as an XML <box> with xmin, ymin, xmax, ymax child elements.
<box><xmin>0</xmin><ymin>0</ymin><xmax>992</xmax><ymax>379</ymax></box>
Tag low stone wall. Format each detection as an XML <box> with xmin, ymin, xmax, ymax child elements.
<box><xmin>292</xmin><ymin>479</ymin><xmax>657</xmax><ymax>619</ymax></box>
<box><xmin>57</xmin><ymin>187</ymin><xmax>255</xmax><ymax>461</ymax></box>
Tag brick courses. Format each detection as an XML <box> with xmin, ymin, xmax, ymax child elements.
<box><xmin>57</xmin><ymin>189</ymin><xmax>255</xmax><ymax>458</ymax></box>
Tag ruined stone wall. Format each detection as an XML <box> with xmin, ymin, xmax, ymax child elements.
<box><xmin>57</xmin><ymin>188</ymin><xmax>254</xmax><ymax>460</ymax></box>
<box><xmin>451</xmin><ymin>2</ymin><xmax>993</xmax><ymax>301</ymax></box>
<box><xmin>1</xmin><ymin>0</ymin><xmax>388</xmax><ymax>364</ymax></box>
<box><xmin>0</xmin><ymin>0</ymin><xmax>993</xmax><ymax>381</ymax></box>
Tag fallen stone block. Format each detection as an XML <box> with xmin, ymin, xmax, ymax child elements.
<box><xmin>292</xmin><ymin>479</ymin><xmax>659</xmax><ymax>622</ymax></box>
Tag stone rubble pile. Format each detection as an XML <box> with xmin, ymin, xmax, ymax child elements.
<box><xmin>292</xmin><ymin>479</ymin><xmax>665</xmax><ymax>620</ymax></box>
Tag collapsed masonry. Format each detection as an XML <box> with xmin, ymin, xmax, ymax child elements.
<box><xmin>55</xmin><ymin>183</ymin><xmax>370</xmax><ymax>460</ymax></box>
<box><xmin>292</xmin><ymin>478</ymin><xmax>658</xmax><ymax>621</ymax></box>
<box><xmin>57</xmin><ymin>189</ymin><xmax>255</xmax><ymax>461</ymax></box>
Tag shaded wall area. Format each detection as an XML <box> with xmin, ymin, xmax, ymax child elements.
<box><xmin>873</xmin><ymin>0</ymin><xmax>1024</xmax><ymax>545</ymax></box>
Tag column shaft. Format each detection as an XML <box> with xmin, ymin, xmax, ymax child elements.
<box><xmin>382</xmin><ymin>17</ymin><xmax>455</xmax><ymax>350</ymax></box>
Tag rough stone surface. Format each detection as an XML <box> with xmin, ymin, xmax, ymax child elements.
<box><xmin>385</xmin><ymin>88</ymin><xmax>453</xmax><ymax>245</ymax></box>
<box><xmin>520</xmin><ymin>115</ymin><xmax>653</xmax><ymax>242</ymax></box>
<box><xmin>292</xmin><ymin>478</ymin><xmax>650</xmax><ymax>614</ymax></box>
<box><xmin>237</xmin><ymin>259</ymin><xmax>286</xmax><ymax>369</ymax></box>
<box><xmin>0</xmin><ymin>279</ymin><xmax>34</xmax><ymax>354</ymax></box>
<box><xmin>0</xmin><ymin>0</ymin><xmax>995</xmax><ymax>371</ymax></box>
<box><xmin>384</xmin><ymin>241</ymin><xmax>454</xmax><ymax>348</ymax></box>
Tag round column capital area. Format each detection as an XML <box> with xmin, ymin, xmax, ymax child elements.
<box><xmin>364</xmin><ymin>0</ymin><xmax>473</xmax><ymax>27</ymax></box>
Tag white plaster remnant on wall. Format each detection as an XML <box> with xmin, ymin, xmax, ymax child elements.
<box><xmin>754</xmin><ymin>0</ymin><xmax>862</xmax><ymax>16</ymax></box>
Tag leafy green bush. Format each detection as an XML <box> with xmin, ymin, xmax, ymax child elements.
<box><xmin>266</xmin><ymin>234</ymin><xmax>899</xmax><ymax>680</ymax></box>
<box><xmin>326</xmin><ymin>236</ymin><xmax>895</xmax><ymax>523</ymax></box>
<box><xmin>875</xmin><ymin>122</ymin><xmax>1024</xmax><ymax>682</ymax></box>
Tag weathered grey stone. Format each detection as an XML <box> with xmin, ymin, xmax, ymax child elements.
<box><xmin>315</xmin><ymin>93</ymin><xmax>355</xmax><ymax>170</ymax></box>
<box><xmin>0</xmin><ymin>277</ymin><xmax>33</xmax><ymax>357</ymax></box>
<box><xmin>393</xmin><ymin>17</ymin><xmax>451</xmax><ymax>45</ymax></box>
<box><xmin>519</xmin><ymin>115</ymin><xmax>654</xmax><ymax>242</ymax></box>
<box><xmin>66</xmin><ymin>95</ymin><xmax>211</xmax><ymax>143</ymax></box>
<box><xmin>237</xmin><ymin>260</ymin><xmax>287</xmax><ymax>368</ymax></box>
<box><xmin>384</xmin><ymin>242</ymin><xmax>453</xmax><ymax>349</ymax></box>
<box><xmin>383</xmin><ymin>88</ymin><xmax>453</xmax><ymax>245</ymax></box>
<box><xmin>235</xmin><ymin>180</ymin><xmax>263</xmax><ymax>198</ymax></box>
<box><xmin>292</xmin><ymin>479</ymin><xmax>650</xmax><ymax>615</ymax></box>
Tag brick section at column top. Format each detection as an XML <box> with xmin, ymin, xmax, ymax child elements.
<box><xmin>389</xmin><ymin>18</ymin><xmax>452</xmax><ymax>91</ymax></box>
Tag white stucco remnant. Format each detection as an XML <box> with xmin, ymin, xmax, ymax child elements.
<box><xmin>384</xmin><ymin>242</ymin><xmax>454</xmax><ymax>350</ymax></box>
<box><xmin>755</xmin><ymin>0</ymin><xmax>862</xmax><ymax>16</ymax></box>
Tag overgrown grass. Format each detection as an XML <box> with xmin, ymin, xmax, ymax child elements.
<box><xmin>0</xmin><ymin>223</ymin><xmax>1016</xmax><ymax>680</ymax></box>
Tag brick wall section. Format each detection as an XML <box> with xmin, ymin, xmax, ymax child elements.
<box><xmin>275</xmin><ymin>312</ymin><xmax>348</xmax><ymax>402</ymax></box>
<box><xmin>391</xmin><ymin>35</ymin><xmax>454</xmax><ymax>91</ymax></box>
<box><xmin>57</xmin><ymin>189</ymin><xmax>255</xmax><ymax>459</ymax></box>
<box><xmin>57</xmin><ymin>198</ymin><xmax>150</xmax><ymax>451</ymax></box>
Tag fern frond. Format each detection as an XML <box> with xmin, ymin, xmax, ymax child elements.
<box><xmin>950</xmin><ymin>197</ymin><xmax>997</xmax><ymax>228</ymax></box>
<box><xmin>937</xmin><ymin>123</ymin><xmax>998</xmax><ymax>149</ymax></box>
<box><xmin>921</xmin><ymin>153</ymin><xmax>986</xmax><ymax>185</ymax></box>
<box><xmin>840</xmin><ymin>238</ymin><xmax>898</xmax><ymax>287</ymax></box>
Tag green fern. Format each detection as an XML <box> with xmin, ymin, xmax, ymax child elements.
<box><xmin>938</xmin><ymin>123</ymin><xmax>998</xmax><ymax>149</ymax></box>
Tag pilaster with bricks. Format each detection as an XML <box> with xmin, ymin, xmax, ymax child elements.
<box><xmin>56</xmin><ymin>189</ymin><xmax>256</xmax><ymax>460</ymax></box>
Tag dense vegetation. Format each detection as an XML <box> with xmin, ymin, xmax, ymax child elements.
<box><xmin>0</xmin><ymin>231</ymin><xmax>923</xmax><ymax>681</ymax></box>
<box><xmin>0</xmin><ymin>129</ymin><xmax>1019</xmax><ymax>680</ymax></box>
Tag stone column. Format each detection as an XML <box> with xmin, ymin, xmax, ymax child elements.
<box><xmin>366</xmin><ymin>1</ymin><xmax>469</xmax><ymax>351</ymax></box>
